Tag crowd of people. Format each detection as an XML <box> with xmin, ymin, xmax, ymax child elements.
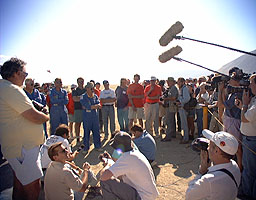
<box><xmin>0</xmin><ymin>57</ymin><xmax>255</xmax><ymax>200</ymax></box>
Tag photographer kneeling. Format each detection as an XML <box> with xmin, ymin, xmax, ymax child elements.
<box><xmin>186</xmin><ymin>129</ymin><xmax>241</xmax><ymax>200</ymax></box>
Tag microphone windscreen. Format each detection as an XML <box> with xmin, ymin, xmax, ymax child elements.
<box><xmin>159</xmin><ymin>21</ymin><xmax>184</xmax><ymax>46</ymax></box>
<box><xmin>159</xmin><ymin>46</ymin><xmax>182</xmax><ymax>63</ymax></box>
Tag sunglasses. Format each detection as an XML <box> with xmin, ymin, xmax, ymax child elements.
<box><xmin>20</xmin><ymin>71</ymin><xmax>28</xmax><ymax>77</ymax></box>
<box><xmin>59</xmin><ymin>148</ymin><xmax>68</xmax><ymax>154</ymax></box>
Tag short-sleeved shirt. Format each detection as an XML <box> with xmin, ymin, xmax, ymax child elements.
<box><xmin>240</xmin><ymin>96</ymin><xmax>256</xmax><ymax>136</ymax></box>
<box><xmin>224</xmin><ymin>93</ymin><xmax>241</xmax><ymax>120</ymax></box>
<box><xmin>133</xmin><ymin>131</ymin><xmax>156</xmax><ymax>161</ymax></box>
<box><xmin>0</xmin><ymin>79</ymin><xmax>44</xmax><ymax>159</ymax></box>
<box><xmin>127</xmin><ymin>83</ymin><xmax>144</xmax><ymax>108</ymax></box>
<box><xmin>72</xmin><ymin>87</ymin><xmax>86</xmax><ymax>110</ymax></box>
<box><xmin>115</xmin><ymin>86</ymin><xmax>129</xmax><ymax>109</ymax></box>
<box><xmin>167</xmin><ymin>85</ymin><xmax>178</xmax><ymax>112</ymax></box>
<box><xmin>144</xmin><ymin>84</ymin><xmax>162</xmax><ymax>104</ymax></box>
<box><xmin>108</xmin><ymin>149</ymin><xmax>159</xmax><ymax>200</ymax></box>
<box><xmin>40</xmin><ymin>135</ymin><xmax>71</xmax><ymax>168</ymax></box>
<box><xmin>44</xmin><ymin>161</ymin><xmax>83</xmax><ymax>200</ymax></box>
<box><xmin>99</xmin><ymin>89</ymin><xmax>116</xmax><ymax>106</ymax></box>
<box><xmin>186</xmin><ymin>160</ymin><xmax>240</xmax><ymax>200</ymax></box>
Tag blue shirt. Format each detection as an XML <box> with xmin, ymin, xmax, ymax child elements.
<box><xmin>133</xmin><ymin>130</ymin><xmax>156</xmax><ymax>161</ymax></box>
<box><xmin>24</xmin><ymin>88</ymin><xmax>43</xmax><ymax>104</ymax></box>
<box><xmin>224</xmin><ymin>93</ymin><xmax>241</xmax><ymax>119</ymax></box>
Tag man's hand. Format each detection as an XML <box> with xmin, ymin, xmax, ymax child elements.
<box><xmin>199</xmin><ymin>150</ymin><xmax>210</xmax><ymax>175</ymax></box>
<box><xmin>242</xmin><ymin>90</ymin><xmax>251</xmax><ymax>106</ymax></box>
<box><xmin>82</xmin><ymin>162</ymin><xmax>90</xmax><ymax>171</ymax></box>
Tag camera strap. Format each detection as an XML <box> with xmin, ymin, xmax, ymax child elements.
<box><xmin>214</xmin><ymin>168</ymin><xmax>238</xmax><ymax>188</ymax></box>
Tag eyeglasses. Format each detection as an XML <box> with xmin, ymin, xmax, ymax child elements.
<box><xmin>20</xmin><ymin>71</ymin><xmax>28</xmax><ymax>77</ymax></box>
<box><xmin>58</xmin><ymin>148</ymin><xmax>68</xmax><ymax>154</ymax></box>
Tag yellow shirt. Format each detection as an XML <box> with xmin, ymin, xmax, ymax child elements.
<box><xmin>0</xmin><ymin>79</ymin><xmax>44</xmax><ymax>159</ymax></box>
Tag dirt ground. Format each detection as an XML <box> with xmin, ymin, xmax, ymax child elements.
<box><xmin>40</xmin><ymin>84</ymin><xmax>201</xmax><ymax>199</ymax></box>
<box><xmin>67</xmin><ymin>127</ymin><xmax>200</xmax><ymax>200</ymax></box>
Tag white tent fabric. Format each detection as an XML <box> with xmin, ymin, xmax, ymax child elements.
<box><xmin>218</xmin><ymin>49</ymin><xmax>256</xmax><ymax>75</ymax></box>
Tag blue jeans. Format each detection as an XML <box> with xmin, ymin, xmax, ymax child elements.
<box><xmin>102</xmin><ymin>105</ymin><xmax>115</xmax><ymax>136</ymax></box>
<box><xmin>196</xmin><ymin>108</ymin><xmax>203</xmax><ymax>137</ymax></box>
<box><xmin>178</xmin><ymin>108</ymin><xmax>189</xmax><ymax>141</ymax></box>
<box><xmin>239</xmin><ymin>135</ymin><xmax>256</xmax><ymax>199</ymax></box>
<box><xmin>117</xmin><ymin>107</ymin><xmax>129</xmax><ymax>132</ymax></box>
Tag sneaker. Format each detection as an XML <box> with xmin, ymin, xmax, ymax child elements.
<box><xmin>151</xmin><ymin>161</ymin><xmax>157</xmax><ymax>167</ymax></box>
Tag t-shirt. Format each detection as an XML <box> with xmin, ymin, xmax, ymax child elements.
<box><xmin>99</xmin><ymin>89</ymin><xmax>116</xmax><ymax>106</ymax></box>
<box><xmin>40</xmin><ymin>135</ymin><xmax>71</xmax><ymax>168</ymax></box>
<box><xmin>144</xmin><ymin>84</ymin><xmax>162</xmax><ymax>104</ymax></box>
<box><xmin>72</xmin><ymin>87</ymin><xmax>86</xmax><ymax>110</ymax></box>
<box><xmin>108</xmin><ymin>149</ymin><xmax>159</xmax><ymax>200</ymax></box>
<box><xmin>133</xmin><ymin>131</ymin><xmax>156</xmax><ymax>161</ymax></box>
<box><xmin>0</xmin><ymin>79</ymin><xmax>44</xmax><ymax>159</ymax></box>
<box><xmin>240</xmin><ymin>96</ymin><xmax>256</xmax><ymax>136</ymax></box>
<box><xmin>44</xmin><ymin>161</ymin><xmax>83</xmax><ymax>200</ymax></box>
<box><xmin>66</xmin><ymin>93</ymin><xmax>75</xmax><ymax>114</ymax></box>
<box><xmin>115</xmin><ymin>86</ymin><xmax>129</xmax><ymax>109</ymax></box>
<box><xmin>127</xmin><ymin>83</ymin><xmax>144</xmax><ymax>108</ymax></box>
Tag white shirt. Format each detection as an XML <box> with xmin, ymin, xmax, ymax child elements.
<box><xmin>240</xmin><ymin>96</ymin><xmax>256</xmax><ymax>136</ymax></box>
<box><xmin>196</xmin><ymin>92</ymin><xmax>209</xmax><ymax>109</ymax></box>
<box><xmin>40</xmin><ymin>135</ymin><xmax>71</xmax><ymax>168</ymax></box>
<box><xmin>186</xmin><ymin>160</ymin><xmax>241</xmax><ymax>200</ymax></box>
<box><xmin>108</xmin><ymin>149</ymin><xmax>159</xmax><ymax>200</ymax></box>
<box><xmin>99</xmin><ymin>89</ymin><xmax>116</xmax><ymax>105</ymax></box>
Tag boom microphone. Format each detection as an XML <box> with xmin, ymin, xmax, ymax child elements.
<box><xmin>159</xmin><ymin>21</ymin><xmax>184</xmax><ymax>46</ymax></box>
<box><xmin>159</xmin><ymin>45</ymin><xmax>182</xmax><ymax>63</ymax></box>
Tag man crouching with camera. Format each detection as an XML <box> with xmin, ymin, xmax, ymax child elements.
<box><xmin>186</xmin><ymin>129</ymin><xmax>241</xmax><ymax>200</ymax></box>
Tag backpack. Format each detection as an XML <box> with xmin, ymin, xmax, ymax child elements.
<box><xmin>183</xmin><ymin>94</ymin><xmax>197</xmax><ymax>111</ymax></box>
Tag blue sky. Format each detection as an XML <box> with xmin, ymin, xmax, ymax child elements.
<box><xmin>1</xmin><ymin>0</ymin><xmax>256</xmax><ymax>85</ymax></box>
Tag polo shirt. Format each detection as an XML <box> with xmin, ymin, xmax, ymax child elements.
<box><xmin>186</xmin><ymin>160</ymin><xmax>241</xmax><ymax>200</ymax></box>
<box><xmin>44</xmin><ymin>161</ymin><xmax>83</xmax><ymax>200</ymax></box>
<box><xmin>144</xmin><ymin>84</ymin><xmax>162</xmax><ymax>104</ymax></box>
<box><xmin>99</xmin><ymin>89</ymin><xmax>116</xmax><ymax>106</ymax></box>
<box><xmin>0</xmin><ymin>79</ymin><xmax>44</xmax><ymax>159</ymax></box>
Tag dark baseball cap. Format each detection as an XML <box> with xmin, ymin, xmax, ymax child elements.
<box><xmin>109</xmin><ymin>131</ymin><xmax>134</xmax><ymax>152</ymax></box>
<box><xmin>103</xmin><ymin>80</ymin><xmax>109</xmax><ymax>84</ymax></box>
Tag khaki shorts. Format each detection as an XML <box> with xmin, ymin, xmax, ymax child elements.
<box><xmin>74</xmin><ymin>109</ymin><xmax>83</xmax><ymax>123</ymax></box>
<box><xmin>7</xmin><ymin>146</ymin><xmax>43</xmax><ymax>185</ymax></box>
<box><xmin>128</xmin><ymin>107</ymin><xmax>144</xmax><ymax>120</ymax></box>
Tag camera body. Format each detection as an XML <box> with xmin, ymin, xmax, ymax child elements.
<box><xmin>191</xmin><ymin>138</ymin><xmax>210</xmax><ymax>152</ymax></box>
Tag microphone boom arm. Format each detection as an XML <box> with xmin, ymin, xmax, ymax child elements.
<box><xmin>174</xmin><ymin>36</ymin><xmax>256</xmax><ymax>57</ymax></box>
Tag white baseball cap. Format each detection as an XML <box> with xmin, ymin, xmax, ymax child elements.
<box><xmin>202</xmin><ymin>129</ymin><xmax>238</xmax><ymax>155</ymax></box>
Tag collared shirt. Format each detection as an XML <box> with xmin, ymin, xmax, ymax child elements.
<box><xmin>49</xmin><ymin>88</ymin><xmax>69</xmax><ymax>106</ymax></box>
<box><xmin>240</xmin><ymin>96</ymin><xmax>256</xmax><ymax>136</ymax></box>
<box><xmin>133</xmin><ymin>130</ymin><xmax>156</xmax><ymax>161</ymax></box>
<box><xmin>0</xmin><ymin>79</ymin><xmax>44</xmax><ymax>159</ymax></box>
<box><xmin>178</xmin><ymin>85</ymin><xmax>190</xmax><ymax>106</ymax></box>
<box><xmin>186</xmin><ymin>160</ymin><xmax>241</xmax><ymax>200</ymax></box>
<box><xmin>44</xmin><ymin>161</ymin><xmax>83</xmax><ymax>200</ymax></box>
<box><xmin>144</xmin><ymin>84</ymin><xmax>162</xmax><ymax>104</ymax></box>
<box><xmin>99</xmin><ymin>89</ymin><xmax>116</xmax><ymax>106</ymax></box>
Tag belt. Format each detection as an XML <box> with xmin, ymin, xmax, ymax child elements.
<box><xmin>102</xmin><ymin>104</ymin><xmax>114</xmax><ymax>106</ymax></box>
<box><xmin>147</xmin><ymin>102</ymin><xmax>157</xmax><ymax>104</ymax></box>
<box><xmin>53</xmin><ymin>104</ymin><xmax>59</xmax><ymax>106</ymax></box>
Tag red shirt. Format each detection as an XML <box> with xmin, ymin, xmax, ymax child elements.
<box><xmin>127</xmin><ymin>83</ymin><xmax>144</xmax><ymax>108</ymax></box>
<box><xmin>144</xmin><ymin>84</ymin><xmax>162</xmax><ymax>104</ymax></box>
<box><xmin>66</xmin><ymin>93</ymin><xmax>74</xmax><ymax>114</ymax></box>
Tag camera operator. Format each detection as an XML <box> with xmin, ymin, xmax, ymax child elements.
<box><xmin>235</xmin><ymin>74</ymin><xmax>256</xmax><ymax>199</ymax></box>
<box><xmin>186</xmin><ymin>129</ymin><xmax>241</xmax><ymax>200</ymax></box>
<box><xmin>218</xmin><ymin>67</ymin><xmax>243</xmax><ymax>140</ymax></box>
